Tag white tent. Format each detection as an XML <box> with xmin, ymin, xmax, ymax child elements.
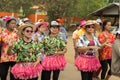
<box><xmin>89</xmin><ymin>3</ymin><xmax>119</xmax><ymax>17</ymax></box>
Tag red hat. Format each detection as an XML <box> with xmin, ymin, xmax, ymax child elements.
<box><xmin>56</xmin><ymin>18</ymin><xmax>64</xmax><ymax>23</ymax></box>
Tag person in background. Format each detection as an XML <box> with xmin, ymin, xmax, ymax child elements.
<box><xmin>10</xmin><ymin>24</ymin><xmax>43</xmax><ymax>80</ymax></box>
<box><xmin>75</xmin><ymin>20</ymin><xmax>103</xmax><ymax>80</ymax></box>
<box><xmin>72</xmin><ymin>23</ymin><xmax>81</xmax><ymax>59</ymax></box>
<box><xmin>98</xmin><ymin>20</ymin><xmax>115</xmax><ymax>80</ymax></box>
<box><xmin>33</xmin><ymin>22</ymin><xmax>48</xmax><ymax>43</ymax></box>
<box><xmin>32</xmin><ymin>22</ymin><xmax>48</xmax><ymax>62</ymax></box>
<box><xmin>41</xmin><ymin>21</ymin><xmax>67</xmax><ymax>80</ymax></box>
<box><xmin>56</xmin><ymin>18</ymin><xmax>68</xmax><ymax>39</ymax></box>
<box><xmin>0</xmin><ymin>17</ymin><xmax>18</xmax><ymax>80</ymax></box>
<box><xmin>95</xmin><ymin>18</ymin><xmax>102</xmax><ymax>36</ymax></box>
<box><xmin>76</xmin><ymin>20</ymin><xmax>86</xmax><ymax>39</ymax></box>
<box><xmin>110</xmin><ymin>30</ymin><xmax>120</xmax><ymax>80</ymax></box>
<box><xmin>22</xmin><ymin>17</ymin><xmax>33</xmax><ymax>24</ymax></box>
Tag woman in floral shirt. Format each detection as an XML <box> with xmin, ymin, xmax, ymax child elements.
<box><xmin>10</xmin><ymin>24</ymin><xmax>43</xmax><ymax>80</ymax></box>
<box><xmin>0</xmin><ymin>17</ymin><xmax>18</xmax><ymax>80</ymax></box>
<box><xmin>41</xmin><ymin>21</ymin><xmax>67</xmax><ymax>80</ymax></box>
<box><xmin>98</xmin><ymin>20</ymin><xmax>115</xmax><ymax>80</ymax></box>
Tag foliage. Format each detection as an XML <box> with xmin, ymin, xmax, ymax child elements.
<box><xmin>0</xmin><ymin>0</ymin><xmax>110</xmax><ymax>20</ymax></box>
<box><xmin>0</xmin><ymin>0</ymin><xmax>35</xmax><ymax>16</ymax></box>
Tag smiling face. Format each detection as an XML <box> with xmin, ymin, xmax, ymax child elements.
<box><xmin>38</xmin><ymin>25</ymin><xmax>47</xmax><ymax>33</ymax></box>
<box><xmin>85</xmin><ymin>24</ymin><xmax>95</xmax><ymax>33</ymax></box>
<box><xmin>50</xmin><ymin>26</ymin><xmax>60</xmax><ymax>34</ymax></box>
<box><xmin>104</xmin><ymin>22</ymin><xmax>112</xmax><ymax>31</ymax></box>
<box><xmin>7</xmin><ymin>19</ymin><xmax>16</xmax><ymax>30</ymax></box>
<box><xmin>22</xmin><ymin>27</ymin><xmax>33</xmax><ymax>39</ymax></box>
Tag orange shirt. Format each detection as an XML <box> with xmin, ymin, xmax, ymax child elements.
<box><xmin>98</xmin><ymin>32</ymin><xmax>115</xmax><ymax>60</ymax></box>
<box><xmin>0</xmin><ymin>28</ymin><xmax>18</xmax><ymax>63</ymax></box>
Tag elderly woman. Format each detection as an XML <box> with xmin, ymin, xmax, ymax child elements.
<box><xmin>0</xmin><ymin>17</ymin><xmax>18</xmax><ymax>80</ymax></box>
<box><xmin>9</xmin><ymin>24</ymin><xmax>43</xmax><ymax>80</ymax></box>
<box><xmin>75</xmin><ymin>20</ymin><xmax>105</xmax><ymax>80</ymax></box>
<box><xmin>98</xmin><ymin>20</ymin><xmax>115</xmax><ymax>80</ymax></box>
<box><xmin>32</xmin><ymin>22</ymin><xmax>48</xmax><ymax>43</ymax></box>
<box><xmin>41</xmin><ymin>21</ymin><xmax>67</xmax><ymax>80</ymax></box>
<box><xmin>111</xmin><ymin>30</ymin><xmax>120</xmax><ymax>77</ymax></box>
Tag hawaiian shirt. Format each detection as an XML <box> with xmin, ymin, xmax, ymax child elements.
<box><xmin>0</xmin><ymin>28</ymin><xmax>18</xmax><ymax>63</ymax></box>
<box><xmin>77</xmin><ymin>33</ymin><xmax>101</xmax><ymax>55</ymax></box>
<box><xmin>98</xmin><ymin>32</ymin><xmax>115</xmax><ymax>60</ymax></box>
<box><xmin>41</xmin><ymin>36</ymin><xmax>66</xmax><ymax>55</ymax></box>
<box><xmin>12</xmin><ymin>39</ymin><xmax>42</xmax><ymax>62</ymax></box>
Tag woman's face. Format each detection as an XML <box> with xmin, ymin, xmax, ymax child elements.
<box><xmin>38</xmin><ymin>25</ymin><xmax>47</xmax><ymax>33</ymax></box>
<box><xmin>85</xmin><ymin>25</ymin><xmax>95</xmax><ymax>33</ymax></box>
<box><xmin>22</xmin><ymin>27</ymin><xmax>33</xmax><ymax>39</ymax></box>
<box><xmin>116</xmin><ymin>34</ymin><xmax>120</xmax><ymax>39</ymax></box>
<box><xmin>50</xmin><ymin>26</ymin><xmax>59</xmax><ymax>34</ymax></box>
<box><xmin>7</xmin><ymin>20</ymin><xmax>16</xmax><ymax>30</ymax></box>
<box><xmin>105</xmin><ymin>22</ymin><xmax>111</xmax><ymax>31</ymax></box>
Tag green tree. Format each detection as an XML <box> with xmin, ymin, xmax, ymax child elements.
<box><xmin>0</xmin><ymin>0</ymin><xmax>108</xmax><ymax>20</ymax></box>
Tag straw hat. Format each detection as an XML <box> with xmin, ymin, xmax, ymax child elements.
<box><xmin>84</xmin><ymin>20</ymin><xmax>99</xmax><ymax>31</ymax></box>
<box><xmin>18</xmin><ymin>23</ymin><xmax>35</xmax><ymax>37</ymax></box>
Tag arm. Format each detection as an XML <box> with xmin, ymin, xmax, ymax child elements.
<box><xmin>34</xmin><ymin>55</ymin><xmax>40</xmax><ymax>68</ymax></box>
<box><xmin>54</xmin><ymin>48</ymin><xmax>67</xmax><ymax>55</ymax></box>
<box><xmin>73</xmin><ymin>38</ymin><xmax>78</xmax><ymax>48</ymax></box>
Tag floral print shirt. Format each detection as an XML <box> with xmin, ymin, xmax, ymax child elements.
<box><xmin>12</xmin><ymin>39</ymin><xmax>42</xmax><ymax>62</ymax></box>
<box><xmin>41</xmin><ymin>36</ymin><xmax>66</xmax><ymax>55</ymax></box>
<box><xmin>98</xmin><ymin>32</ymin><xmax>115</xmax><ymax>60</ymax></box>
<box><xmin>0</xmin><ymin>28</ymin><xmax>18</xmax><ymax>63</ymax></box>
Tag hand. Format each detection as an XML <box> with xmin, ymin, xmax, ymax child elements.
<box><xmin>89</xmin><ymin>46</ymin><xmax>100</xmax><ymax>50</ymax></box>
<box><xmin>54</xmin><ymin>51</ymin><xmax>59</xmax><ymax>56</ymax></box>
<box><xmin>34</xmin><ymin>61</ymin><xmax>39</xmax><ymax>68</ymax></box>
<box><xmin>105</xmin><ymin>43</ymin><xmax>112</xmax><ymax>47</ymax></box>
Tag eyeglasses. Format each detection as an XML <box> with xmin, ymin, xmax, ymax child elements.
<box><xmin>86</xmin><ymin>25</ymin><xmax>94</xmax><ymax>29</ymax></box>
<box><xmin>25</xmin><ymin>30</ymin><xmax>33</xmax><ymax>33</ymax></box>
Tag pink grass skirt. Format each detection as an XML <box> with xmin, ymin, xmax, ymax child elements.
<box><xmin>75</xmin><ymin>54</ymin><xmax>101</xmax><ymax>72</ymax></box>
<box><xmin>42</xmin><ymin>55</ymin><xmax>67</xmax><ymax>70</ymax></box>
<box><xmin>11</xmin><ymin>62</ymin><xmax>42</xmax><ymax>79</ymax></box>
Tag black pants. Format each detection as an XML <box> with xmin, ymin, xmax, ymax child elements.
<box><xmin>81</xmin><ymin>71</ymin><xmax>93</xmax><ymax>80</ymax></box>
<box><xmin>41</xmin><ymin>70</ymin><xmax>60</xmax><ymax>80</ymax></box>
<box><xmin>100</xmin><ymin>59</ymin><xmax>111</xmax><ymax>79</ymax></box>
<box><xmin>0</xmin><ymin>62</ymin><xmax>16</xmax><ymax>80</ymax></box>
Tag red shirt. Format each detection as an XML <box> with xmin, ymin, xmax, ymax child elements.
<box><xmin>98</xmin><ymin>32</ymin><xmax>115</xmax><ymax>60</ymax></box>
